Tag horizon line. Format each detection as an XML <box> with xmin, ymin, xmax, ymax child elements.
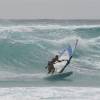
<box><xmin>1</xmin><ymin>18</ymin><xmax>100</xmax><ymax>21</ymax></box>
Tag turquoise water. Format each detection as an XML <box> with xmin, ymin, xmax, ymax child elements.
<box><xmin>0</xmin><ymin>20</ymin><xmax>100</xmax><ymax>99</ymax></box>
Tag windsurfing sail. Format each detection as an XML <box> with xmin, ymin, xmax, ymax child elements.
<box><xmin>67</xmin><ymin>39</ymin><xmax>78</xmax><ymax>58</ymax></box>
<box><xmin>54</xmin><ymin>39</ymin><xmax>78</xmax><ymax>73</ymax></box>
<box><xmin>58</xmin><ymin>45</ymin><xmax>72</xmax><ymax>60</ymax></box>
<box><xmin>67</xmin><ymin>45</ymin><xmax>73</xmax><ymax>57</ymax></box>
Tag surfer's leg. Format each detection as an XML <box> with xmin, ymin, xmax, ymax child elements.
<box><xmin>48</xmin><ymin>69</ymin><xmax>50</xmax><ymax>73</ymax></box>
<box><xmin>48</xmin><ymin>65</ymin><xmax>52</xmax><ymax>74</ymax></box>
<box><xmin>48</xmin><ymin>68</ymin><xmax>51</xmax><ymax>74</ymax></box>
<box><xmin>48</xmin><ymin>64</ymin><xmax>55</xmax><ymax>74</ymax></box>
<box><xmin>52</xmin><ymin>69</ymin><xmax>55</xmax><ymax>74</ymax></box>
<box><xmin>51</xmin><ymin>66</ymin><xmax>55</xmax><ymax>74</ymax></box>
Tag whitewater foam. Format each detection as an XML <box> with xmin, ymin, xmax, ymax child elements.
<box><xmin>0</xmin><ymin>87</ymin><xmax>100</xmax><ymax>100</ymax></box>
<box><xmin>0</xmin><ymin>24</ymin><xmax>100</xmax><ymax>33</ymax></box>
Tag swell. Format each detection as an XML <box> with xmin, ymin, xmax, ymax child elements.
<box><xmin>1</xmin><ymin>24</ymin><xmax>100</xmax><ymax>32</ymax></box>
<box><xmin>0</xmin><ymin>23</ymin><xmax>100</xmax><ymax>76</ymax></box>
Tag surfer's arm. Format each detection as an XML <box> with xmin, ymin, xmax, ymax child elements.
<box><xmin>57</xmin><ymin>60</ymin><xmax>62</xmax><ymax>62</ymax></box>
<box><xmin>61</xmin><ymin>59</ymin><xmax>69</xmax><ymax>62</ymax></box>
<box><xmin>62</xmin><ymin>56</ymin><xmax>73</xmax><ymax>62</ymax></box>
<box><xmin>63</xmin><ymin>59</ymin><xmax>68</xmax><ymax>61</ymax></box>
<box><xmin>56</xmin><ymin>59</ymin><xmax>68</xmax><ymax>62</ymax></box>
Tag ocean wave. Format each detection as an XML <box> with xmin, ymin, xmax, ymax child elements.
<box><xmin>0</xmin><ymin>24</ymin><xmax>100</xmax><ymax>33</ymax></box>
<box><xmin>0</xmin><ymin>71</ymin><xmax>46</xmax><ymax>81</ymax></box>
<box><xmin>0</xmin><ymin>87</ymin><xmax>100</xmax><ymax>100</ymax></box>
<box><xmin>0</xmin><ymin>21</ymin><xmax>100</xmax><ymax>84</ymax></box>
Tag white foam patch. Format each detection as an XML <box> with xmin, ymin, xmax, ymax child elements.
<box><xmin>0</xmin><ymin>71</ymin><xmax>45</xmax><ymax>81</ymax></box>
<box><xmin>0</xmin><ymin>25</ymin><xmax>34</xmax><ymax>33</ymax></box>
<box><xmin>0</xmin><ymin>87</ymin><xmax>100</xmax><ymax>100</ymax></box>
<box><xmin>0</xmin><ymin>24</ymin><xmax>100</xmax><ymax>33</ymax></box>
<box><xmin>93</xmin><ymin>62</ymin><xmax>100</xmax><ymax>69</ymax></box>
<box><xmin>41</xmin><ymin>35</ymin><xmax>79</xmax><ymax>47</ymax></box>
<box><xmin>0</xmin><ymin>24</ymin><xmax>99</xmax><ymax>46</ymax></box>
<box><xmin>88</xmin><ymin>36</ymin><xmax>100</xmax><ymax>46</ymax></box>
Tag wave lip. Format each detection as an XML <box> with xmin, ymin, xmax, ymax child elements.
<box><xmin>0</xmin><ymin>24</ymin><xmax>100</xmax><ymax>33</ymax></box>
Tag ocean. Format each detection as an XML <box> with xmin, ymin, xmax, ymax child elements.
<box><xmin>0</xmin><ymin>19</ymin><xmax>100</xmax><ymax>100</ymax></box>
